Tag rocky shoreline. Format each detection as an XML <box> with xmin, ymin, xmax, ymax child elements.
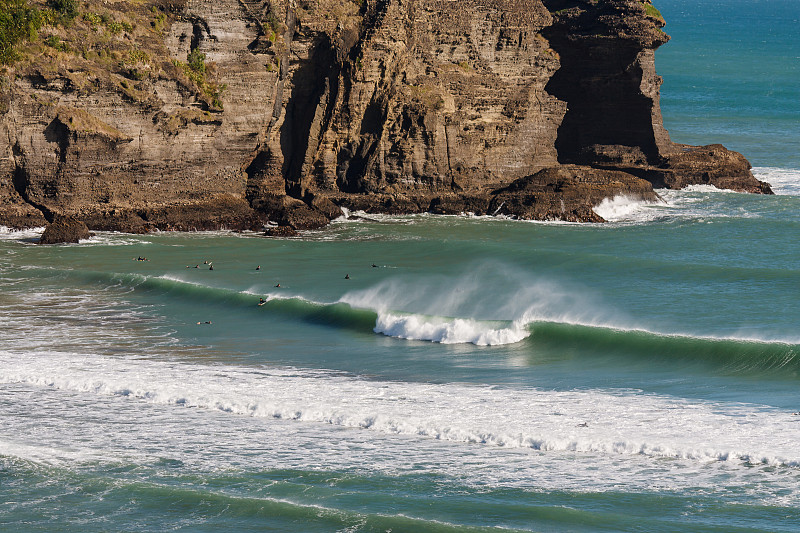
<box><xmin>0</xmin><ymin>0</ymin><xmax>772</xmax><ymax>239</ymax></box>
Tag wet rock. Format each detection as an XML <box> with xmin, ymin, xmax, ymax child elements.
<box><xmin>659</xmin><ymin>144</ymin><xmax>773</xmax><ymax>193</ymax></box>
<box><xmin>489</xmin><ymin>166</ymin><xmax>658</xmax><ymax>222</ymax></box>
<box><xmin>429</xmin><ymin>195</ymin><xmax>491</xmax><ymax>216</ymax></box>
<box><xmin>264</xmin><ymin>225</ymin><xmax>299</xmax><ymax>237</ymax></box>
<box><xmin>39</xmin><ymin>216</ymin><xmax>90</xmax><ymax>244</ymax></box>
<box><xmin>268</xmin><ymin>197</ymin><xmax>331</xmax><ymax>230</ymax></box>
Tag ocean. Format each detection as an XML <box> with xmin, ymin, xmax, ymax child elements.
<box><xmin>1</xmin><ymin>1</ymin><xmax>799</xmax><ymax>531</ymax></box>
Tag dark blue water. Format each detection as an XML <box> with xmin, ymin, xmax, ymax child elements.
<box><xmin>657</xmin><ymin>0</ymin><xmax>800</xmax><ymax>169</ymax></box>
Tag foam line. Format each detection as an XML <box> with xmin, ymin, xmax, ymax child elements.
<box><xmin>2</xmin><ymin>352</ymin><xmax>799</xmax><ymax>468</ymax></box>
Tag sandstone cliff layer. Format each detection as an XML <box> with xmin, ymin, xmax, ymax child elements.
<box><xmin>0</xmin><ymin>0</ymin><xmax>772</xmax><ymax>232</ymax></box>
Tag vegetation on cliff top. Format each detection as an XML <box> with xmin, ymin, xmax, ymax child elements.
<box><xmin>0</xmin><ymin>0</ymin><xmax>44</xmax><ymax>64</ymax></box>
<box><xmin>642</xmin><ymin>1</ymin><xmax>665</xmax><ymax>23</ymax></box>
<box><xmin>1</xmin><ymin>0</ymin><xmax>226</xmax><ymax>111</ymax></box>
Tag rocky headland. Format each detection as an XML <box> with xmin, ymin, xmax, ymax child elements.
<box><xmin>0</xmin><ymin>0</ymin><xmax>773</xmax><ymax>235</ymax></box>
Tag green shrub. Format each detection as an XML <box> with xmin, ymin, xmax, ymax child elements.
<box><xmin>187</xmin><ymin>48</ymin><xmax>206</xmax><ymax>73</ymax></box>
<box><xmin>47</xmin><ymin>0</ymin><xmax>78</xmax><ymax>21</ymax></box>
<box><xmin>82</xmin><ymin>11</ymin><xmax>102</xmax><ymax>26</ymax></box>
<box><xmin>264</xmin><ymin>2</ymin><xmax>281</xmax><ymax>33</ymax></box>
<box><xmin>150</xmin><ymin>8</ymin><xmax>166</xmax><ymax>32</ymax></box>
<box><xmin>122</xmin><ymin>47</ymin><xmax>151</xmax><ymax>79</ymax></box>
<box><xmin>173</xmin><ymin>52</ymin><xmax>225</xmax><ymax>110</ymax></box>
<box><xmin>0</xmin><ymin>0</ymin><xmax>43</xmax><ymax>64</ymax></box>
<box><xmin>44</xmin><ymin>33</ymin><xmax>69</xmax><ymax>52</ymax></box>
<box><xmin>106</xmin><ymin>21</ymin><xmax>123</xmax><ymax>34</ymax></box>
<box><xmin>127</xmin><ymin>48</ymin><xmax>149</xmax><ymax>64</ymax></box>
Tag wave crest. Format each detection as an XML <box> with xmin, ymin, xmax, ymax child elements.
<box><xmin>375</xmin><ymin>313</ymin><xmax>529</xmax><ymax>345</ymax></box>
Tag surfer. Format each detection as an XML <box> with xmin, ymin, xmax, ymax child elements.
<box><xmin>256</xmin><ymin>265</ymin><xmax>261</xmax><ymax>270</ymax></box>
<box><xmin>274</xmin><ymin>283</ymin><xmax>281</xmax><ymax>288</ymax></box>
<box><xmin>258</xmin><ymin>298</ymin><xmax>267</xmax><ymax>306</ymax></box>
<box><xmin>372</xmin><ymin>263</ymin><xmax>378</xmax><ymax>268</ymax></box>
<box><xmin>209</xmin><ymin>264</ymin><xmax>213</xmax><ymax>270</ymax></box>
<box><xmin>345</xmin><ymin>274</ymin><xmax>350</xmax><ymax>279</ymax></box>
<box><xmin>196</xmin><ymin>321</ymin><xmax>212</xmax><ymax>325</ymax></box>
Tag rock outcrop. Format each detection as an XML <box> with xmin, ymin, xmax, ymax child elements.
<box><xmin>0</xmin><ymin>0</ymin><xmax>772</xmax><ymax>231</ymax></box>
<box><xmin>38</xmin><ymin>215</ymin><xmax>90</xmax><ymax>244</ymax></box>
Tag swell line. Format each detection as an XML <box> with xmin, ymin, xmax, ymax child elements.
<box><xmin>6</xmin><ymin>267</ymin><xmax>800</xmax><ymax>375</ymax></box>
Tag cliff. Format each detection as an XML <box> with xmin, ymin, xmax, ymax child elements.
<box><xmin>0</xmin><ymin>0</ymin><xmax>772</xmax><ymax>231</ymax></box>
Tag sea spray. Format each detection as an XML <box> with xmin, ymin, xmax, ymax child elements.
<box><xmin>340</xmin><ymin>262</ymin><xmax>632</xmax><ymax>345</ymax></box>
<box><xmin>752</xmin><ymin>167</ymin><xmax>800</xmax><ymax>196</ymax></box>
<box><xmin>592</xmin><ymin>194</ymin><xmax>662</xmax><ymax>223</ymax></box>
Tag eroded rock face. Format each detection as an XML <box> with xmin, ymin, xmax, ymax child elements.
<box><xmin>0</xmin><ymin>0</ymin><xmax>772</xmax><ymax>232</ymax></box>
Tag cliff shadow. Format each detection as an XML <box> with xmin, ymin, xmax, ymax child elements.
<box><xmin>280</xmin><ymin>34</ymin><xmax>340</xmax><ymax>196</ymax></box>
<box><xmin>336</xmin><ymin>93</ymin><xmax>388</xmax><ymax>194</ymax></box>
<box><xmin>544</xmin><ymin>40</ymin><xmax>661</xmax><ymax>166</ymax></box>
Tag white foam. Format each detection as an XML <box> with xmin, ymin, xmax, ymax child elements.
<box><xmin>753</xmin><ymin>166</ymin><xmax>800</xmax><ymax>196</ymax></box>
<box><xmin>680</xmin><ymin>184</ymin><xmax>737</xmax><ymax>193</ymax></box>
<box><xmin>375</xmin><ymin>313</ymin><xmax>528</xmax><ymax>345</ymax></box>
<box><xmin>155</xmin><ymin>273</ymin><xmax>205</xmax><ymax>286</ymax></box>
<box><xmin>81</xmin><ymin>232</ymin><xmax>150</xmax><ymax>246</ymax></box>
<box><xmin>0</xmin><ymin>226</ymin><xmax>45</xmax><ymax>241</ymax></box>
<box><xmin>1</xmin><ymin>351</ymin><xmax>799</xmax><ymax>471</ymax></box>
<box><xmin>592</xmin><ymin>195</ymin><xmax>662</xmax><ymax>223</ymax></box>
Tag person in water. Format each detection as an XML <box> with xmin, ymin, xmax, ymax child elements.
<box><xmin>274</xmin><ymin>283</ymin><xmax>281</xmax><ymax>288</ymax></box>
<box><xmin>344</xmin><ymin>274</ymin><xmax>350</xmax><ymax>279</ymax></box>
<box><xmin>259</xmin><ymin>298</ymin><xmax>267</xmax><ymax>305</ymax></box>
<box><xmin>209</xmin><ymin>264</ymin><xmax>213</xmax><ymax>270</ymax></box>
<box><xmin>256</xmin><ymin>265</ymin><xmax>261</xmax><ymax>270</ymax></box>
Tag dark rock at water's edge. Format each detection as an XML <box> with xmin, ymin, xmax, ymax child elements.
<box><xmin>39</xmin><ymin>216</ymin><xmax>90</xmax><ymax>244</ymax></box>
<box><xmin>264</xmin><ymin>225</ymin><xmax>300</xmax><ymax>238</ymax></box>
<box><xmin>0</xmin><ymin>0</ymin><xmax>772</xmax><ymax>232</ymax></box>
<box><xmin>491</xmin><ymin>166</ymin><xmax>658</xmax><ymax>223</ymax></box>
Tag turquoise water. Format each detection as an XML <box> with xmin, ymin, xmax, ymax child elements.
<box><xmin>2</xmin><ymin>1</ymin><xmax>800</xmax><ymax>531</ymax></box>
